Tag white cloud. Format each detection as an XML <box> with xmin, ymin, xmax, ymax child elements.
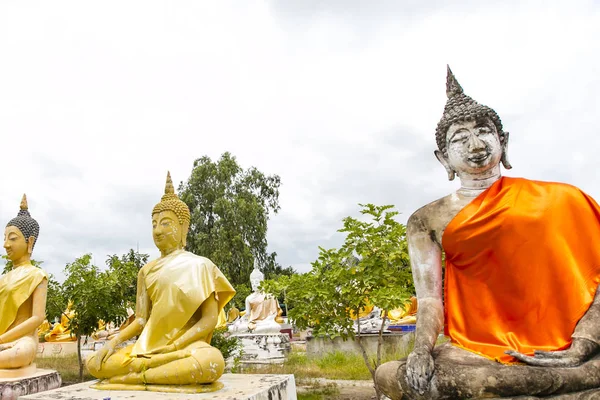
<box><xmin>0</xmin><ymin>0</ymin><xmax>599</xmax><ymax>278</ymax></box>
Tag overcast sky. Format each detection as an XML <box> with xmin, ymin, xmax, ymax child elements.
<box><xmin>1</xmin><ymin>1</ymin><xmax>599</xmax><ymax>281</ymax></box>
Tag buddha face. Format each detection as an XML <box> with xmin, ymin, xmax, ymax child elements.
<box><xmin>152</xmin><ymin>210</ymin><xmax>185</xmax><ymax>255</ymax></box>
<box><xmin>251</xmin><ymin>277</ymin><xmax>262</xmax><ymax>292</ymax></box>
<box><xmin>3</xmin><ymin>226</ymin><xmax>32</xmax><ymax>264</ymax></box>
<box><xmin>442</xmin><ymin>117</ymin><xmax>504</xmax><ymax>177</ymax></box>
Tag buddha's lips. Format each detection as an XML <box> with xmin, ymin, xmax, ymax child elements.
<box><xmin>468</xmin><ymin>152</ymin><xmax>490</xmax><ymax>162</ymax></box>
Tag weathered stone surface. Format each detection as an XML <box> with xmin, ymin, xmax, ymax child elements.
<box><xmin>376</xmin><ymin>343</ymin><xmax>600</xmax><ymax>399</ymax></box>
<box><xmin>0</xmin><ymin>369</ymin><xmax>61</xmax><ymax>400</ymax></box>
<box><xmin>36</xmin><ymin>342</ymin><xmax>78</xmax><ymax>358</ymax></box>
<box><xmin>20</xmin><ymin>373</ymin><xmax>297</xmax><ymax>400</ymax></box>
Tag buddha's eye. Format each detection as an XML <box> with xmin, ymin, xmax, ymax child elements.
<box><xmin>451</xmin><ymin>134</ymin><xmax>468</xmax><ymax>143</ymax></box>
<box><xmin>477</xmin><ymin>126</ymin><xmax>491</xmax><ymax>135</ymax></box>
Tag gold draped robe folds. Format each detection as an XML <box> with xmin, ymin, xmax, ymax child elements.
<box><xmin>443</xmin><ymin>177</ymin><xmax>600</xmax><ymax>363</ymax></box>
<box><xmin>131</xmin><ymin>250</ymin><xmax>235</xmax><ymax>357</ymax></box>
<box><xmin>0</xmin><ymin>265</ymin><xmax>47</xmax><ymax>336</ymax></box>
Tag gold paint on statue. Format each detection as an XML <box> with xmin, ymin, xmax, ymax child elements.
<box><xmin>38</xmin><ymin>320</ymin><xmax>51</xmax><ymax>340</ymax></box>
<box><xmin>227</xmin><ymin>307</ymin><xmax>241</xmax><ymax>323</ymax></box>
<box><xmin>387</xmin><ymin>296</ymin><xmax>418</xmax><ymax>324</ymax></box>
<box><xmin>45</xmin><ymin>301</ymin><xmax>76</xmax><ymax>342</ymax></box>
<box><xmin>0</xmin><ymin>194</ymin><xmax>48</xmax><ymax>373</ymax></box>
<box><xmin>87</xmin><ymin>172</ymin><xmax>235</xmax><ymax>392</ymax></box>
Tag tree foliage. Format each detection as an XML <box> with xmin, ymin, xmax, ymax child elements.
<box><xmin>105</xmin><ymin>249</ymin><xmax>149</xmax><ymax>312</ymax></box>
<box><xmin>261</xmin><ymin>204</ymin><xmax>413</xmax><ymax>398</ymax></box>
<box><xmin>179</xmin><ymin>152</ymin><xmax>283</xmax><ymax>286</ymax></box>
<box><xmin>46</xmin><ymin>274</ymin><xmax>67</xmax><ymax>322</ymax></box>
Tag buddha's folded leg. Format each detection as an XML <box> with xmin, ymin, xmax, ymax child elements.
<box><xmin>86</xmin><ymin>344</ymin><xmax>137</xmax><ymax>379</ymax></box>
<box><xmin>0</xmin><ymin>336</ymin><xmax>37</xmax><ymax>369</ymax></box>
<box><xmin>106</xmin><ymin>343</ymin><xmax>225</xmax><ymax>385</ymax></box>
<box><xmin>378</xmin><ymin>344</ymin><xmax>600</xmax><ymax>400</ymax></box>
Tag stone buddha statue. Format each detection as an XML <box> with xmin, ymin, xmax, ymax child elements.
<box><xmin>375</xmin><ymin>67</ymin><xmax>600</xmax><ymax>399</ymax></box>
<box><xmin>44</xmin><ymin>301</ymin><xmax>76</xmax><ymax>342</ymax></box>
<box><xmin>0</xmin><ymin>194</ymin><xmax>48</xmax><ymax>373</ymax></box>
<box><xmin>86</xmin><ymin>172</ymin><xmax>236</xmax><ymax>392</ymax></box>
<box><xmin>229</xmin><ymin>263</ymin><xmax>283</xmax><ymax>334</ymax></box>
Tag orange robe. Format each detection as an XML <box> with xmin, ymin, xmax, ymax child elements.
<box><xmin>443</xmin><ymin>177</ymin><xmax>600</xmax><ymax>363</ymax></box>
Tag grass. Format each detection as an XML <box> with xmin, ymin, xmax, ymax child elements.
<box><xmin>36</xmin><ymin>354</ymin><xmax>93</xmax><ymax>385</ymax></box>
<box><xmin>241</xmin><ymin>346</ymin><xmax>411</xmax><ymax>381</ymax></box>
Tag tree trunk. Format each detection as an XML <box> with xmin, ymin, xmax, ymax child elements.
<box><xmin>355</xmin><ymin>308</ymin><xmax>384</xmax><ymax>400</ymax></box>
<box><xmin>77</xmin><ymin>334</ymin><xmax>83</xmax><ymax>382</ymax></box>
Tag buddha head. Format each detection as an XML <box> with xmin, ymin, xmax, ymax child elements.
<box><xmin>152</xmin><ymin>172</ymin><xmax>191</xmax><ymax>255</ymax></box>
<box><xmin>250</xmin><ymin>261</ymin><xmax>264</xmax><ymax>292</ymax></box>
<box><xmin>4</xmin><ymin>194</ymin><xmax>39</xmax><ymax>265</ymax></box>
<box><xmin>434</xmin><ymin>66</ymin><xmax>512</xmax><ymax>181</ymax></box>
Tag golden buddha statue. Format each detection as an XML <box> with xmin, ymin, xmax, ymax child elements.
<box><xmin>226</xmin><ymin>306</ymin><xmax>241</xmax><ymax>323</ymax></box>
<box><xmin>387</xmin><ymin>296</ymin><xmax>417</xmax><ymax>325</ymax></box>
<box><xmin>44</xmin><ymin>301</ymin><xmax>76</xmax><ymax>342</ymax></box>
<box><xmin>0</xmin><ymin>194</ymin><xmax>48</xmax><ymax>373</ymax></box>
<box><xmin>92</xmin><ymin>308</ymin><xmax>134</xmax><ymax>341</ymax></box>
<box><xmin>348</xmin><ymin>300</ymin><xmax>375</xmax><ymax>320</ymax></box>
<box><xmin>229</xmin><ymin>263</ymin><xmax>284</xmax><ymax>334</ymax></box>
<box><xmin>38</xmin><ymin>319</ymin><xmax>51</xmax><ymax>340</ymax></box>
<box><xmin>86</xmin><ymin>172</ymin><xmax>236</xmax><ymax>392</ymax></box>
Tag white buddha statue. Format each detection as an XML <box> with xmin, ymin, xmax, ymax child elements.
<box><xmin>229</xmin><ymin>261</ymin><xmax>283</xmax><ymax>334</ymax></box>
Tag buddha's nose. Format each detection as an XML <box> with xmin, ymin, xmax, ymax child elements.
<box><xmin>468</xmin><ymin>134</ymin><xmax>486</xmax><ymax>152</ymax></box>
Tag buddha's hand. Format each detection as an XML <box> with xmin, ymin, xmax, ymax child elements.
<box><xmin>405</xmin><ymin>347</ymin><xmax>435</xmax><ymax>395</ymax></box>
<box><xmin>94</xmin><ymin>341</ymin><xmax>117</xmax><ymax>371</ymax></box>
<box><xmin>505</xmin><ymin>338</ymin><xmax>600</xmax><ymax>367</ymax></box>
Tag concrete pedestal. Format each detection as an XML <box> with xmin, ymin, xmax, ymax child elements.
<box><xmin>0</xmin><ymin>369</ymin><xmax>61</xmax><ymax>400</ymax></box>
<box><xmin>20</xmin><ymin>373</ymin><xmax>297</xmax><ymax>400</ymax></box>
<box><xmin>236</xmin><ymin>333</ymin><xmax>291</xmax><ymax>365</ymax></box>
<box><xmin>37</xmin><ymin>341</ymin><xmax>78</xmax><ymax>357</ymax></box>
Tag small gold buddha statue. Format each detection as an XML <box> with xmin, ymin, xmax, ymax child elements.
<box><xmin>38</xmin><ymin>319</ymin><xmax>51</xmax><ymax>340</ymax></box>
<box><xmin>229</xmin><ymin>262</ymin><xmax>284</xmax><ymax>334</ymax></box>
<box><xmin>86</xmin><ymin>172</ymin><xmax>236</xmax><ymax>392</ymax></box>
<box><xmin>226</xmin><ymin>306</ymin><xmax>241</xmax><ymax>323</ymax></box>
<box><xmin>44</xmin><ymin>300</ymin><xmax>76</xmax><ymax>342</ymax></box>
<box><xmin>92</xmin><ymin>308</ymin><xmax>134</xmax><ymax>341</ymax></box>
<box><xmin>0</xmin><ymin>194</ymin><xmax>48</xmax><ymax>373</ymax></box>
<box><xmin>387</xmin><ymin>296</ymin><xmax>418</xmax><ymax>325</ymax></box>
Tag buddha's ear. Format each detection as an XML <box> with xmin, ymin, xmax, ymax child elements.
<box><xmin>180</xmin><ymin>222</ymin><xmax>189</xmax><ymax>248</ymax></box>
<box><xmin>27</xmin><ymin>236</ymin><xmax>36</xmax><ymax>255</ymax></box>
<box><xmin>501</xmin><ymin>132</ymin><xmax>513</xmax><ymax>170</ymax></box>
<box><xmin>435</xmin><ymin>150</ymin><xmax>456</xmax><ymax>181</ymax></box>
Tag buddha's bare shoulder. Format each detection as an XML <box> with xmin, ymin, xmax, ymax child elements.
<box><xmin>408</xmin><ymin>193</ymin><xmax>464</xmax><ymax>242</ymax></box>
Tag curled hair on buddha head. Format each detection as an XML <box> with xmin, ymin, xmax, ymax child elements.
<box><xmin>152</xmin><ymin>171</ymin><xmax>191</xmax><ymax>227</ymax></box>
<box><xmin>435</xmin><ymin>66</ymin><xmax>507</xmax><ymax>156</ymax></box>
<box><xmin>6</xmin><ymin>194</ymin><xmax>40</xmax><ymax>250</ymax></box>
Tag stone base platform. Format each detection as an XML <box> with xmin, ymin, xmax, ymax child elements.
<box><xmin>37</xmin><ymin>341</ymin><xmax>78</xmax><ymax>357</ymax></box>
<box><xmin>21</xmin><ymin>373</ymin><xmax>297</xmax><ymax>400</ymax></box>
<box><xmin>235</xmin><ymin>333</ymin><xmax>291</xmax><ymax>365</ymax></box>
<box><xmin>0</xmin><ymin>369</ymin><xmax>61</xmax><ymax>400</ymax></box>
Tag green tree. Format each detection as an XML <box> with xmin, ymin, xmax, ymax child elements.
<box><xmin>45</xmin><ymin>274</ymin><xmax>67</xmax><ymax>323</ymax></box>
<box><xmin>261</xmin><ymin>204</ymin><xmax>413</xmax><ymax>399</ymax></box>
<box><xmin>105</xmin><ymin>249</ymin><xmax>149</xmax><ymax>313</ymax></box>
<box><xmin>179</xmin><ymin>152</ymin><xmax>282</xmax><ymax>286</ymax></box>
<box><xmin>62</xmin><ymin>254</ymin><xmax>123</xmax><ymax>381</ymax></box>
